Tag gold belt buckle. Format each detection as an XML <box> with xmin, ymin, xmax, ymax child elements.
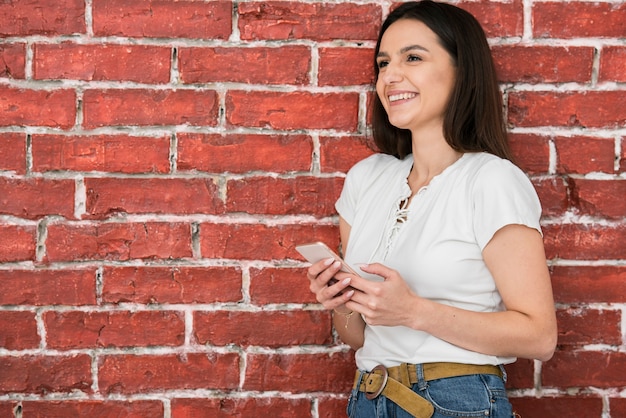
<box><xmin>365</xmin><ymin>364</ymin><xmax>389</xmax><ymax>400</ymax></box>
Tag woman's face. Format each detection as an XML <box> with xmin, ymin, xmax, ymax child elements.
<box><xmin>375</xmin><ymin>18</ymin><xmax>456</xmax><ymax>134</ymax></box>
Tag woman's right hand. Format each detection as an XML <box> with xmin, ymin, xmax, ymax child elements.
<box><xmin>307</xmin><ymin>258</ymin><xmax>355</xmax><ymax>310</ymax></box>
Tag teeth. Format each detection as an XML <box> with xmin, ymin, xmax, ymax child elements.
<box><xmin>389</xmin><ymin>92</ymin><xmax>416</xmax><ymax>102</ymax></box>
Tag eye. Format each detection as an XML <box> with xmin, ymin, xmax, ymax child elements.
<box><xmin>407</xmin><ymin>54</ymin><xmax>422</xmax><ymax>63</ymax></box>
<box><xmin>377</xmin><ymin>59</ymin><xmax>389</xmax><ymax>69</ymax></box>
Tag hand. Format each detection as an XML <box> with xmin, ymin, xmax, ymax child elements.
<box><xmin>348</xmin><ymin>263</ymin><xmax>421</xmax><ymax>328</ymax></box>
<box><xmin>307</xmin><ymin>258</ymin><xmax>355</xmax><ymax>310</ymax></box>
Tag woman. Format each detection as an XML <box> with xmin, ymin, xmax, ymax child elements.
<box><xmin>307</xmin><ymin>1</ymin><xmax>557</xmax><ymax>417</ymax></box>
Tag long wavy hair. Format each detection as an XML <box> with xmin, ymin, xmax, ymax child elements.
<box><xmin>371</xmin><ymin>0</ymin><xmax>513</xmax><ymax>161</ymax></box>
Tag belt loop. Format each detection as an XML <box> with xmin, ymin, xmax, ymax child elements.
<box><xmin>498</xmin><ymin>364</ymin><xmax>507</xmax><ymax>383</ymax></box>
<box><xmin>415</xmin><ymin>363</ymin><xmax>428</xmax><ymax>391</ymax></box>
<box><xmin>398</xmin><ymin>363</ymin><xmax>411</xmax><ymax>387</ymax></box>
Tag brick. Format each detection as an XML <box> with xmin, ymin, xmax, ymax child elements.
<box><xmin>0</xmin><ymin>43</ymin><xmax>26</xmax><ymax>79</ymax></box>
<box><xmin>318</xmin><ymin>47</ymin><xmax>374</xmax><ymax>86</ymax></box>
<box><xmin>509</xmin><ymin>134</ymin><xmax>550</xmax><ymax>174</ymax></box>
<box><xmin>0</xmin><ymin>225</ymin><xmax>36</xmax><ymax>263</ymax></box>
<box><xmin>199</xmin><ymin>223</ymin><xmax>339</xmax><ymax>261</ymax></box>
<box><xmin>177</xmin><ymin>133</ymin><xmax>313</xmax><ymax>173</ymax></box>
<box><xmin>556</xmin><ymin>308</ymin><xmax>621</xmax><ymax>346</ymax></box>
<box><xmin>45</xmin><ymin>311</ymin><xmax>185</xmax><ymax>349</ymax></box>
<box><xmin>226</xmin><ymin>91</ymin><xmax>359</xmax><ymax>131</ymax></box>
<box><xmin>238</xmin><ymin>2</ymin><xmax>381</xmax><ymax>41</ymax></box>
<box><xmin>31</xmin><ymin>134</ymin><xmax>170</xmax><ymax>174</ymax></box>
<box><xmin>92</xmin><ymin>0</ymin><xmax>232</xmax><ymax>39</ymax></box>
<box><xmin>102</xmin><ymin>266</ymin><xmax>243</xmax><ymax>304</ymax></box>
<box><xmin>533</xmin><ymin>2</ymin><xmax>626</xmax><ymax>38</ymax></box>
<box><xmin>318</xmin><ymin>397</ymin><xmax>349</xmax><ymax>418</ymax></box>
<box><xmin>0</xmin><ymin>404</ymin><xmax>13</xmax><ymax>417</ymax></box>
<box><xmin>18</xmin><ymin>400</ymin><xmax>163</xmax><ymax>418</ymax></box>
<box><xmin>0</xmin><ymin>355</ymin><xmax>92</xmax><ymax>394</ymax></box>
<box><xmin>84</xmin><ymin>178</ymin><xmax>224</xmax><ymax>217</ymax></box>
<box><xmin>319</xmin><ymin>136</ymin><xmax>376</xmax><ymax>173</ymax></box>
<box><xmin>0</xmin><ymin>269</ymin><xmax>96</xmax><ymax>306</ymax></box>
<box><xmin>622</xmin><ymin>138</ymin><xmax>626</xmax><ymax>172</ymax></box>
<box><xmin>508</xmin><ymin>91</ymin><xmax>626</xmax><ymax>128</ymax></box>
<box><xmin>171</xmin><ymin>398</ymin><xmax>312</xmax><ymax>418</ymax></box>
<box><xmin>249</xmin><ymin>267</ymin><xmax>318</xmax><ymax>305</ymax></box>
<box><xmin>503</xmin><ymin>359</ymin><xmax>534</xmax><ymax>389</ymax></box>
<box><xmin>599</xmin><ymin>46</ymin><xmax>626</xmax><ymax>82</ymax></box>
<box><xmin>543</xmin><ymin>351</ymin><xmax>626</xmax><ymax>388</ymax></box>
<box><xmin>555</xmin><ymin>136</ymin><xmax>616</xmax><ymax>174</ymax></box>
<box><xmin>82</xmin><ymin>89</ymin><xmax>218</xmax><ymax>128</ymax></box>
<box><xmin>610</xmin><ymin>398</ymin><xmax>626</xmax><ymax>417</ymax></box>
<box><xmin>543</xmin><ymin>224</ymin><xmax>626</xmax><ymax>260</ymax></box>
<box><xmin>34</xmin><ymin>43</ymin><xmax>170</xmax><ymax>83</ymax></box>
<box><xmin>98</xmin><ymin>353</ymin><xmax>240</xmax><ymax>394</ymax></box>
<box><xmin>0</xmin><ymin>311</ymin><xmax>39</xmax><ymax>350</ymax></box>
<box><xmin>0</xmin><ymin>0</ymin><xmax>85</xmax><ymax>36</ymax></box>
<box><xmin>194</xmin><ymin>310</ymin><xmax>332</xmax><ymax>347</ymax></box>
<box><xmin>0</xmin><ymin>133</ymin><xmax>26</xmax><ymax>173</ymax></box>
<box><xmin>570</xmin><ymin>179</ymin><xmax>626</xmax><ymax>219</ymax></box>
<box><xmin>0</xmin><ymin>178</ymin><xmax>75</xmax><ymax>219</ymax></box>
<box><xmin>459</xmin><ymin>0</ymin><xmax>523</xmax><ymax>37</ymax></box>
<box><xmin>244</xmin><ymin>352</ymin><xmax>355</xmax><ymax>392</ymax></box>
<box><xmin>510</xmin><ymin>397</ymin><xmax>602</xmax><ymax>418</ymax></box>
<box><xmin>226</xmin><ymin>176</ymin><xmax>344</xmax><ymax>216</ymax></box>
<box><xmin>179</xmin><ymin>46</ymin><xmax>310</xmax><ymax>85</ymax></box>
<box><xmin>493</xmin><ymin>46</ymin><xmax>594</xmax><ymax>84</ymax></box>
<box><xmin>551</xmin><ymin>266</ymin><xmax>626</xmax><ymax>304</ymax></box>
<box><xmin>45</xmin><ymin>222</ymin><xmax>192</xmax><ymax>262</ymax></box>
<box><xmin>0</xmin><ymin>87</ymin><xmax>75</xmax><ymax>128</ymax></box>
<box><xmin>533</xmin><ymin>177</ymin><xmax>568</xmax><ymax>217</ymax></box>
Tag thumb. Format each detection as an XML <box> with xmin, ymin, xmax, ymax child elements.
<box><xmin>357</xmin><ymin>262</ymin><xmax>393</xmax><ymax>280</ymax></box>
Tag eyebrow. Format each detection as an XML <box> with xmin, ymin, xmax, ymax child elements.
<box><xmin>377</xmin><ymin>44</ymin><xmax>430</xmax><ymax>58</ymax></box>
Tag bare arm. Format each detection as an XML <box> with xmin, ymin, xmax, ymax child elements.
<box><xmin>349</xmin><ymin>224</ymin><xmax>557</xmax><ymax>361</ymax></box>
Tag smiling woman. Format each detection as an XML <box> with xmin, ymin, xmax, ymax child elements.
<box><xmin>306</xmin><ymin>1</ymin><xmax>557</xmax><ymax>417</ymax></box>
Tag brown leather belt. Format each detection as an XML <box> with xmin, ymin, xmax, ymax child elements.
<box><xmin>354</xmin><ymin>362</ymin><xmax>503</xmax><ymax>418</ymax></box>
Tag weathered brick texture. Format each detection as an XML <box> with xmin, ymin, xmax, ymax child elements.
<box><xmin>0</xmin><ymin>0</ymin><xmax>624</xmax><ymax>416</ymax></box>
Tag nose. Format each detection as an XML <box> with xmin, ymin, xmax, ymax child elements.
<box><xmin>380</xmin><ymin>61</ymin><xmax>402</xmax><ymax>84</ymax></box>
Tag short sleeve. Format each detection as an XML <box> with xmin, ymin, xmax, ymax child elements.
<box><xmin>472</xmin><ymin>159</ymin><xmax>542</xmax><ymax>250</ymax></box>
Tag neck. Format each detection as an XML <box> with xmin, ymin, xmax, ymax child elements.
<box><xmin>408</xmin><ymin>131</ymin><xmax>462</xmax><ymax>192</ymax></box>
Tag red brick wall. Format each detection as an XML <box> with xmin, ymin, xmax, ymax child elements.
<box><xmin>0</xmin><ymin>0</ymin><xmax>624</xmax><ymax>416</ymax></box>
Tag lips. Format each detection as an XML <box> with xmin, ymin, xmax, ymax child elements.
<box><xmin>388</xmin><ymin>92</ymin><xmax>417</xmax><ymax>102</ymax></box>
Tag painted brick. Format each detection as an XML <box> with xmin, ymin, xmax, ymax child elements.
<box><xmin>0</xmin><ymin>355</ymin><xmax>92</xmax><ymax>394</ymax></box>
<box><xmin>0</xmin><ymin>311</ymin><xmax>39</xmax><ymax>350</ymax></box>
<box><xmin>318</xmin><ymin>47</ymin><xmax>374</xmax><ymax>86</ymax></box>
<box><xmin>543</xmin><ymin>224</ymin><xmax>626</xmax><ymax>260</ymax></box>
<box><xmin>319</xmin><ymin>136</ymin><xmax>376</xmax><ymax>173</ymax></box>
<box><xmin>45</xmin><ymin>222</ymin><xmax>193</xmax><ymax>262</ymax></box>
<box><xmin>556</xmin><ymin>308</ymin><xmax>622</xmax><ymax>346</ymax></box>
<box><xmin>318</xmin><ymin>397</ymin><xmax>350</xmax><ymax>418</ymax></box>
<box><xmin>543</xmin><ymin>351</ymin><xmax>626</xmax><ymax>388</ymax></box>
<box><xmin>0</xmin><ymin>43</ymin><xmax>26</xmax><ymax>79</ymax></box>
<box><xmin>492</xmin><ymin>45</ymin><xmax>594</xmax><ymax>83</ymax></box>
<box><xmin>459</xmin><ymin>0</ymin><xmax>523</xmax><ymax>37</ymax></box>
<box><xmin>610</xmin><ymin>398</ymin><xmax>626</xmax><ymax>417</ymax></box>
<box><xmin>92</xmin><ymin>0</ymin><xmax>232</xmax><ymax>39</ymax></box>
<box><xmin>249</xmin><ymin>267</ymin><xmax>318</xmax><ymax>305</ymax></box>
<box><xmin>510</xmin><ymin>397</ymin><xmax>602</xmax><ymax>418</ymax></box>
<box><xmin>45</xmin><ymin>311</ymin><xmax>185</xmax><ymax>349</ymax></box>
<box><xmin>0</xmin><ymin>178</ymin><xmax>75</xmax><ymax>219</ymax></box>
<box><xmin>177</xmin><ymin>133</ymin><xmax>313</xmax><ymax>174</ymax></box>
<box><xmin>17</xmin><ymin>401</ymin><xmax>163</xmax><ymax>417</ymax></box>
<box><xmin>551</xmin><ymin>266</ymin><xmax>626</xmax><ymax>304</ymax></box>
<box><xmin>0</xmin><ymin>269</ymin><xmax>96</xmax><ymax>306</ymax></box>
<box><xmin>31</xmin><ymin>134</ymin><xmax>171</xmax><ymax>174</ymax></box>
<box><xmin>226</xmin><ymin>91</ymin><xmax>359</xmax><ymax>131</ymax></box>
<box><xmin>238</xmin><ymin>2</ymin><xmax>381</xmax><ymax>41</ymax></box>
<box><xmin>84</xmin><ymin>178</ymin><xmax>225</xmax><ymax>217</ymax></box>
<box><xmin>171</xmin><ymin>398</ymin><xmax>312</xmax><ymax>418</ymax></box>
<box><xmin>599</xmin><ymin>46</ymin><xmax>626</xmax><ymax>82</ymax></box>
<box><xmin>0</xmin><ymin>0</ymin><xmax>85</xmax><ymax>36</ymax></box>
<box><xmin>226</xmin><ymin>176</ymin><xmax>344</xmax><ymax>216</ymax></box>
<box><xmin>179</xmin><ymin>46</ymin><xmax>311</xmax><ymax>85</ymax></box>
<box><xmin>0</xmin><ymin>87</ymin><xmax>75</xmax><ymax>128</ymax></box>
<box><xmin>0</xmin><ymin>225</ymin><xmax>36</xmax><ymax>263</ymax></box>
<box><xmin>102</xmin><ymin>266</ymin><xmax>243</xmax><ymax>304</ymax></box>
<box><xmin>508</xmin><ymin>134</ymin><xmax>550</xmax><ymax>174</ymax></box>
<box><xmin>98</xmin><ymin>353</ymin><xmax>240</xmax><ymax>394</ymax></box>
<box><xmin>554</xmin><ymin>136</ymin><xmax>616</xmax><ymax>174</ymax></box>
<box><xmin>0</xmin><ymin>133</ymin><xmax>26</xmax><ymax>174</ymax></box>
<box><xmin>34</xmin><ymin>43</ymin><xmax>171</xmax><ymax>83</ymax></box>
<box><xmin>532</xmin><ymin>177</ymin><xmax>569</xmax><ymax>217</ymax></box>
<box><xmin>82</xmin><ymin>89</ymin><xmax>219</xmax><ymax>128</ymax></box>
<box><xmin>509</xmin><ymin>91</ymin><xmax>626</xmax><ymax>128</ymax></box>
<box><xmin>533</xmin><ymin>2</ymin><xmax>626</xmax><ymax>38</ymax></box>
<box><xmin>570</xmin><ymin>179</ymin><xmax>626</xmax><ymax>219</ymax></box>
<box><xmin>194</xmin><ymin>310</ymin><xmax>332</xmax><ymax>347</ymax></box>
<box><xmin>503</xmin><ymin>359</ymin><xmax>534</xmax><ymax>389</ymax></box>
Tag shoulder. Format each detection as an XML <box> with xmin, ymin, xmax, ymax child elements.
<box><xmin>463</xmin><ymin>153</ymin><xmax>532</xmax><ymax>189</ymax></box>
<box><xmin>347</xmin><ymin>153</ymin><xmax>408</xmax><ymax>180</ymax></box>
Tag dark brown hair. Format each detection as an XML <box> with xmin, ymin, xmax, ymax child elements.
<box><xmin>372</xmin><ymin>0</ymin><xmax>513</xmax><ymax>161</ymax></box>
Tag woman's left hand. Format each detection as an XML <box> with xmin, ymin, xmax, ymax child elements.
<box><xmin>347</xmin><ymin>263</ymin><xmax>422</xmax><ymax>328</ymax></box>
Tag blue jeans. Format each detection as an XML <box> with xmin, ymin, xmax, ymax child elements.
<box><xmin>347</xmin><ymin>365</ymin><xmax>514</xmax><ymax>418</ymax></box>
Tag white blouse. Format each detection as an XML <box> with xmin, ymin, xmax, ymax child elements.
<box><xmin>335</xmin><ymin>152</ymin><xmax>542</xmax><ymax>370</ymax></box>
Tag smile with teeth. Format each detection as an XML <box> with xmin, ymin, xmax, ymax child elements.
<box><xmin>388</xmin><ymin>92</ymin><xmax>417</xmax><ymax>102</ymax></box>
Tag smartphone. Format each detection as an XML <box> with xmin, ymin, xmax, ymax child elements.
<box><xmin>295</xmin><ymin>241</ymin><xmax>357</xmax><ymax>275</ymax></box>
